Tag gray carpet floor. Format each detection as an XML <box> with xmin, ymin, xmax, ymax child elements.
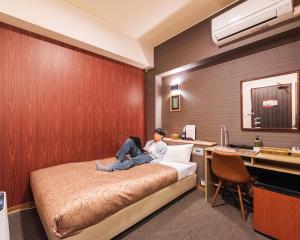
<box><xmin>9</xmin><ymin>190</ymin><xmax>270</xmax><ymax>240</ymax></box>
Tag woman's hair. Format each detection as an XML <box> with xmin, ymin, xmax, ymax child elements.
<box><xmin>154</xmin><ymin>128</ymin><xmax>166</xmax><ymax>137</ymax></box>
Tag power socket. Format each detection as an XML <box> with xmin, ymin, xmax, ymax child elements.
<box><xmin>200</xmin><ymin>180</ymin><xmax>206</xmax><ymax>186</ymax></box>
<box><xmin>192</xmin><ymin>147</ymin><xmax>204</xmax><ymax>156</ymax></box>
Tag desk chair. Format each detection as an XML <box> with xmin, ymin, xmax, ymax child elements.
<box><xmin>211</xmin><ymin>151</ymin><xmax>252</xmax><ymax>222</ymax></box>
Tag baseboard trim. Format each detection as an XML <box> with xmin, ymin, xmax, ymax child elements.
<box><xmin>8</xmin><ymin>201</ymin><xmax>35</xmax><ymax>214</ymax></box>
<box><xmin>196</xmin><ymin>184</ymin><xmax>205</xmax><ymax>192</ymax></box>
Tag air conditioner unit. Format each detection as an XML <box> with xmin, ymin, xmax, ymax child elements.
<box><xmin>0</xmin><ymin>192</ymin><xmax>10</xmax><ymax>240</ymax></box>
<box><xmin>212</xmin><ymin>0</ymin><xmax>294</xmax><ymax>46</ymax></box>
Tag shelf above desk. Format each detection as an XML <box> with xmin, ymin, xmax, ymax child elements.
<box><xmin>206</xmin><ymin>146</ymin><xmax>300</xmax><ymax>166</ymax></box>
<box><xmin>164</xmin><ymin>138</ymin><xmax>216</xmax><ymax>147</ymax></box>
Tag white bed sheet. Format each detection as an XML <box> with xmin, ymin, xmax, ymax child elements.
<box><xmin>159</xmin><ymin>161</ymin><xmax>197</xmax><ymax>181</ymax></box>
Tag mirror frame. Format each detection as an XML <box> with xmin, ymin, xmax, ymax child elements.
<box><xmin>240</xmin><ymin>70</ymin><xmax>300</xmax><ymax>132</ymax></box>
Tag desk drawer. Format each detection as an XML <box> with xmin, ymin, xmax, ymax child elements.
<box><xmin>254</xmin><ymin>187</ymin><xmax>300</xmax><ymax>240</ymax></box>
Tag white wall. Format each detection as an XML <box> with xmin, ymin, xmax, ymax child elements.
<box><xmin>0</xmin><ymin>0</ymin><xmax>153</xmax><ymax>69</ymax></box>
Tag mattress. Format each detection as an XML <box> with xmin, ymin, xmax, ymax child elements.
<box><xmin>31</xmin><ymin>158</ymin><xmax>178</xmax><ymax>239</ymax></box>
<box><xmin>159</xmin><ymin>161</ymin><xmax>197</xmax><ymax>180</ymax></box>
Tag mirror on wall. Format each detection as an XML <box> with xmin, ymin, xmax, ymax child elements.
<box><xmin>241</xmin><ymin>71</ymin><xmax>299</xmax><ymax>132</ymax></box>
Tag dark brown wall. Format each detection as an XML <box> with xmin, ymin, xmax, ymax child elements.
<box><xmin>161</xmin><ymin>40</ymin><xmax>300</xmax><ymax>147</ymax></box>
<box><xmin>146</xmin><ymin>15</ymin><xmax>300</xmax><ymax>147</ymax></box>
<box><xmin>0</xmin><ymin>23</ymin><xmax>145</xmax><ymax>207</ymax></box>
<box><xmin>146</xmin><ymin>17</ymin><xmax>217</xmax><ymax>138</ymax></box>
<box><xmin>154</xmin><ymin>18</ymin><xmax>217</xmax><ymax>73</ymax></box>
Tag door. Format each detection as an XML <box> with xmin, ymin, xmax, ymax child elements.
<box><xmin>251</xmin><ymin>84</ymin><xmax>292</xmax><ymax>129</ymax></box>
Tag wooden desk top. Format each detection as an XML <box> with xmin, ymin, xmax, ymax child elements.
<box><xmin>164</xmin><ymin>138</ymin><xmax>217</xmax><ymax>147</ymax></box>
<box><xmin>206</xmin><ymin>146</ymin><xmax>300</xmax><ymax>166</ymax></box>
<box><xmin>204</xmin><ymin>146</ymin><xmax>300</xmax><ymax>201</ymax></box>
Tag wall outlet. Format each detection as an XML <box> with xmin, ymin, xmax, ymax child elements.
<box><xmin>200</xmin><ymin>180</ymin><xmax>206</xmax><ymax>186</ymax></box>
<box><xmin>192</xmin><ymin>147</ymin><xmax>204</xmax><ymax>156</ymax></box>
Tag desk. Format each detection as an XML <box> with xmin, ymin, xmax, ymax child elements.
<box><xmin>204</xmin><ymin>146</ymin><xmax>300</xmax><ymax>201</ymax></box>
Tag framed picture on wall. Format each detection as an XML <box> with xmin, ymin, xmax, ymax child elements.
<box><xmin>170</xmin><ymin>94</ymin><xmax>180</xmax><ymax>112</ymax></box>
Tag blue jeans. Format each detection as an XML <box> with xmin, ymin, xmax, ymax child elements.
<box><xmin>111</xmin><ymin>138</ymin><xmax>152</xmax><ymax>170</ymax></box>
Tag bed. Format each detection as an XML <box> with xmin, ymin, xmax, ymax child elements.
<box><xmin>31</xmin><ymin>157</ymin><xmax>197</xmax><ymax>240</ymax></box>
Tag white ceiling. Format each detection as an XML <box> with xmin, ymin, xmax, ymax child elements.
<box><xmin>62</xmin><ymin>0</ymin><xmax>237</xmax><ymax>46</ymax></box>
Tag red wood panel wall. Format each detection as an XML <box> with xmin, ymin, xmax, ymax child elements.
<box><xmin>0</xmin><ymin>23</ymin><xmax>145</xmax><ymax>207</ymax></box>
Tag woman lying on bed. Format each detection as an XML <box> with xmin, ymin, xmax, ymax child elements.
<box><xmin>96</xmin><ymin>128</ymin><xmax>167</xmax><ymax>171</ymax></box>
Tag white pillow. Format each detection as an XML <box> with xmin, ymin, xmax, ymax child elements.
<box><xmin>163</xmin><ymin>144</ymin><xmax>194</xmax><ymax>163</ymax></box>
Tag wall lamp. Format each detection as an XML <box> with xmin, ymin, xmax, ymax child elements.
<box><xmin>171</xmin><ymin>84</ymin><xmax>179</xmax><ymax>91</ymax></box>
<box><xmin>170</xmin><ymin>83</ymin><xmax>180</xmax><ymax>96</ymax></box>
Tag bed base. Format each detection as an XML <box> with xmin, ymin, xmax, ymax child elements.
<box><xmin>47</xmin><ymin>174</ymin><xmax>197</xmax><ymax>240</ymax></box>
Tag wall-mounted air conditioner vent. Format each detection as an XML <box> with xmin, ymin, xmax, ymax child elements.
<box><xmin>212</xmin><ymin>0</ymin><xmax>294</xmax><ymax>46</ymax></box>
